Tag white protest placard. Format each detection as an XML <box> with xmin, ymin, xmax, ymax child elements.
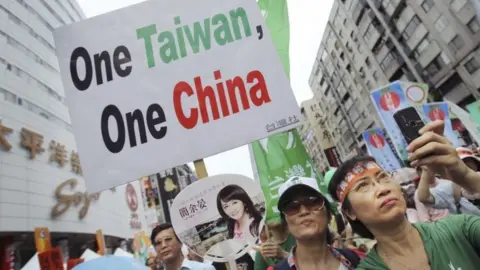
<box><xmin>170</xmin><ymin>174</ymin><xmax>265</xmax><ymax>263</ymax></box>
<box><xmin>54</xmin><ymin>0</ymin><xmax>301</xmax><ymax>193</ymax></box>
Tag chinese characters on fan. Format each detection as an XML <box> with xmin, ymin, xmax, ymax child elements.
<box><xmin>177</xmin><ymin>182</ymin><xmax>227</xmax><ymax>220</ymax></box>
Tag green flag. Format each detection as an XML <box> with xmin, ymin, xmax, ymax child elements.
<box><xmin>258</xmin><ymin>0</ymin><xmax>290</xmax><ymax>78</ymax></box>
<box><xmin>251</xmin><ymin>131</ymin><xmax>331</xmax><ymax>222</ymax></box>
<box><xmin>252</xmin><ymin>0</ymin><xmax>332</xmax><ymax>222</ymax></box>
<box><xmin>467</xmin><ymin>100</ymin><xmax>480</xmax><ymax>127</ymax></box>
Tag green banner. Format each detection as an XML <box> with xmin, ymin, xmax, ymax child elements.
<box><xmin>258</xmin><ymin>0</ymin><xmax>290</xmax><ymax>78</ymax></box>
<box><xmin>467</xmin><ymin>100</ymin><xmax>480</xmax><ymax>127</ymax></box>
<box><xmin>253</xmin><ymin>0</ymin><xmax>332</xmax><ymax>222</ymax></box>
<box><xmin>251</xmin><ymin>131</ymin><xmax>331</xmax><ymax>222</ymax></box>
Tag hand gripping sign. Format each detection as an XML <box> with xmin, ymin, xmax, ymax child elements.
<box><xmin>171</xmin><ymin>174</ymin><xmax>265</xmax><ymax>267</ymax></box>
<box><xmin>53</xmin><ymin>0</ymin><xmax>301</xmax><ymax>193</ymax></box>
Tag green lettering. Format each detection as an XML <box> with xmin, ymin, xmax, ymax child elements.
<box><xmin>158</xmin><ymin>31</ymin><xmax>179</xmax><ymax>64</ymax></box>
<box><xmin>212</xmin><ymin>14</ymin><xmax>234</xmax><ymax>45</ymax></box>
<box><xmin>136</xmin><ymin>24</ymin><xmax>158</xmax><ymax>68</ymax></box>
<box><xmin>184</xmin><ymin>18</ymin><xmax>211</xmax><ymax>53</ymax></box>
<box><xmin>229</xmin><ymin>8</ymin><xmax>252</xmax><ymax>40</ymax></box>
<box><xmin>174</xmin><ymin>16</ymin><xmax>187</xmax><ymax>58</ymax></box>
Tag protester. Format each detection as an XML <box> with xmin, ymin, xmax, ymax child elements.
<box><xmin>273</xmin><ymin>176</ymin><xmax>361</xmax><ymax>269</ymax></box>
<box><xmin>216</xmin><ymin>184</ymin><xmax>262</xmax><ymax>242</ymax></box>
<box><xmin>328</xmin><ymin>120</ymin><xmax>480</xmax><ymax>269</ymax></box>
<box><xmin>417</xmin><ymin>147</ymin><xmax>480</xmax><ymax>215</ymax></box>
<box><xmin>402</xmin><ymin>188</ymin><xmax>420</xmax><ymax>223</ymax></box>
<box><xmin>150</xmin><ymin>223</ymin><xmax>215</xmax><ymax>270</ymax></box>
<box><xmin>254</xmin><ymin>222</ymin><xmax>295</xmax><ymax>270</ymax></box>
<box><xmin>413</xmin><ymin>167</ymin><xmax>451</xmax><ymax>222</ymax></box>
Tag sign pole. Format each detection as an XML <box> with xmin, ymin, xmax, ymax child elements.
<box><xmin>193</xmin><ymin>159</ymin><xmax>208</xmax><ymax>179</ymax></box>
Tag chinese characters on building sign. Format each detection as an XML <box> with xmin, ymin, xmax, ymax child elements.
<box><xmin>0</xmin><ymin>123</ymin><xmax>84</xmax><ymax>175</ymax></box>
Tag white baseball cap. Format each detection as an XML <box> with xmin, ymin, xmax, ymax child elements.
<box><xmin>277</xmin><ymin>176</ymin><xmax>323</xmax><ymax>210</ymax></box>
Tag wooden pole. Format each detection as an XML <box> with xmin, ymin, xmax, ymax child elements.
<box><xmin>193</xmin><ymin>159</ymin><xmax>208</xmax><ymax>179</ymax></box>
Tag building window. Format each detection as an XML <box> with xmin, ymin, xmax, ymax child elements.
<box><xmin>365</xmin><ymin>57</ymin><xmax>371</xmax><ymax>68</ymax></box>
<box><xmin>366</xmin><ymin>80</ymin><xmax>373</xmax><ymax>90</ymax></box>
<box><xmin>346</xmin><ymin>64</ymin><xmax>352</xmax><ymax>73</ymax></box>
<box><xmin>364</xmin><ymin>23</ymin><xmax>376</xmax><ymax>40</ymax></box>
<box><xmin>448</xmin><ymin>35</ymin><xmax>465</xmax><ymax>52</ymax></box>
<box><xmin>380</xmin><ymin>52</ymin><xmax>395</xmax><ymax>71</ymax></box>
<box><xmin>467</xmin><ymin>18</ymin><xmax>480</xmax><ymax>33</ymax></box>
<box><xmin>335</xmin><ymin>40</ymin><xmax>341</xmax><ymax>50</ymax></box>
<box><xmin>435</xmin><ymin>15</ymin><xmax>449</xmax><ymax>32</ymax></box>
<box><xmin>340</xmin><ymin>52</ymin><xmax>345</xmax><ymax>61</ymax></box>
<box><xmin>450</xmin><ymin>0</ymin><xmax>467</xmax><ymax>13</ymax></box>
<box><xmin>359</xmin><ymin>67</ymin><xmax>365</xmax><ymax>78</ymax></box>
<box><xmin>440</xmin><ymin>52</ymin><xmax>451</xmax><ymax>65</ymax></box>
<box><xmin>421</xmin><ymin>0</ymin><xmax>434</xmax><ymax>13</ymax></box>
<box><xmin>465</xmin><ymin>57</ymin><xmax>480</xmax><ymax>74</ymax></box>
<box><xmin>415</xmin><ymin>35</ymin><xmax>430</xmax><ymax>56</ymax></box>
<box><xmin>403</xmin><ymin>16</ymin><xmax>421</xmax><ymax>40</ymax></box>
<box><xmin>425</xmin><ymin>54</ymin><xmax>447</xmax><ymax>76</ymax></box>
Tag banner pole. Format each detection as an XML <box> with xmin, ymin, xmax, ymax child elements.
<box><xmin>193</xmin><ymin>159</ymin><xmax>208</xmax><ymax>179</ymax></box>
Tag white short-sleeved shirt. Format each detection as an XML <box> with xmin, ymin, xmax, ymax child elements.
<box><xmin>430</xmin><ymin>181</ymin><xmax>480</xmax><ymax>216</ymax></box>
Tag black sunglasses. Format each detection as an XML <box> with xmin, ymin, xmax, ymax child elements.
<box><xmin>281</xmin><ymin>196</ymin><xmax>325</xmax><ymax>216</ymax></box>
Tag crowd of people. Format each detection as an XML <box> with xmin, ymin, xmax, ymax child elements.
<box><xmin>144</xmin><ymin>120</ymin><xmax>480</xmax><ymax>269</ymax></box>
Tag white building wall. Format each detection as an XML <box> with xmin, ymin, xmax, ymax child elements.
<box><xmin>0</xmin><ymin>0</ymin><xmax>147</xmax><ymax>238</ymax></box>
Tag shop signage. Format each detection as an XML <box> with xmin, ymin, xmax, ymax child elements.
<box><xmin>126</xmin><ymin>183</ymin><xmax>138</xmax><ymax>212</ymax></box>
<box><xmin>0</xmin><ymin>121</ymin><xmax>83</xmax><ymax>175</ymax></box>
<box><xmin>37</xmin><ymin>247</ymin><xmax>63</xmax><ymax>270</ymax></box>
<box><xmin>126</xmin><ymin>183</ymin><xmax>142</xmax><ymax>229</ymax></box>
<box><xmin>51</xmin><ymin>179</ymin><xmax>100</xmax><ymax>220</ymax></box>
<box><xmin>130</xmin><ymin>213</ymin><xmax>142</xmax><ymax>229</ymax></box>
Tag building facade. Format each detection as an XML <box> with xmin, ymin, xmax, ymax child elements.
<box><xmin>0</xmin><ymin>0</ymin><xmax>148</xmax><ymax>267</ymax></box>
<box><xmin>309</xmin><ymin>0</ymin><xmax>480</xmax><ymax>155</ymax></box>
<box><xmin>299</xmin><ymin>98</ymin><xmax>341</xmax><ymax>174</ymax></box>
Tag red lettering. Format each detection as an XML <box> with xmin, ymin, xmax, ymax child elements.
<box><xmin>226</xmin><ymin>76</ymin><xmax>250</xmax><ymax>114</ymax></box>
<box><xmin>214</xmin><ymin>70</ymin><xmax>230</xmax><ymax>116</ymax></box>
<box><xmin>248</xmin><ymin>70</ymin><xmax>271</xmax><ymax>106</ymax></box>
<box><xmin>173</xmin><ymin>69</ymin><xmax>271</xmax><ymax>129</ymax></box>
<box><xmin>195</xmin><ymin>76</ymin><xmax>220</xmax><ymax>124</ymax></box>
<box><xmin>173</xmin><ymin>81</ymin><xmax>198</xmax><ymax>129</ymax></box>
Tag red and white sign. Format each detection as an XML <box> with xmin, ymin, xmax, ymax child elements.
<box><xmin>53</xmin><ymin>0</ymin><xmax>301</xmax><ymax>193</ymax></box>
<box><xmin>126</xmin><ymin>184</ymin><xmax>138</xmax><ymax>212</ymax></box>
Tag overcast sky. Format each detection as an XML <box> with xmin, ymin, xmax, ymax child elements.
<box><xmin>76</xmin><ymin>0</ymin><xmax>334</xmax><ymax>179</ymax></box>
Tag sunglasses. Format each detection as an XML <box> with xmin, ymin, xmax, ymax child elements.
<box><xmin>281</xmin><ymin>196</ymin><xmax>325</xmax><ymax>216</ymax></box>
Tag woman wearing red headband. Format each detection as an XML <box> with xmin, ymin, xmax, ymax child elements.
<box><xmin>328</xmin><ymin>120</ymin><xmax>480</xmax><ymax>269</ymax></box>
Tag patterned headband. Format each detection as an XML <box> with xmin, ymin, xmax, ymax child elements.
<box><xmin>336</xmin><ymin>161</ymin><xmax>382</xmax><ymax>203</ymax></box>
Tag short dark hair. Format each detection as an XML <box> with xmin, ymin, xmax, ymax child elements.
<box><xmin>328</xmin><ymin>156</ymin><xmax>377</xmax><ymax>239</ymax></box>
<box><xmin>150</xmin><ymin>223</ymin><xmax>180</xmax><ymax>244</ymax></box>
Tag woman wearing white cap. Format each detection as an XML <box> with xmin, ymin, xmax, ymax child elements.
<box><xmin>272</xmin><ymin>176</ymin><xmax>361</xmax><ymax>270</ymax></box>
